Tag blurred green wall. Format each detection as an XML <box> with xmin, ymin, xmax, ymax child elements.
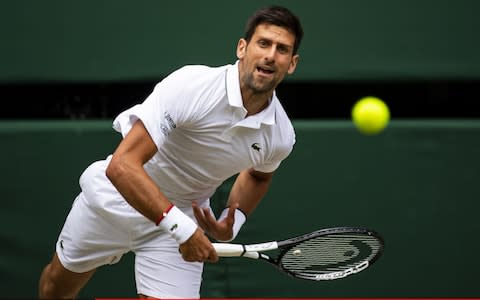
<box><xmin>1</xmin><ymin>120</ymin><xmax>479</xmax><ymax>298</ymax></box>
<box><xmin>1</xmin><ymin>0</ymin><xmax>479</xmax><ymax>82</ymax></box>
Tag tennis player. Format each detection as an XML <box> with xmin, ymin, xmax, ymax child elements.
<box><xmin>39</xmin><ymin>5</ymin><xmax>303</xmax><ymax>299</ymax></box>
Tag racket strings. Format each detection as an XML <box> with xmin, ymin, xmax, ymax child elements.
<box><xmin>280</xmin><ymin>234</ymin><xmax>382</xmax><ymax>275</ymax></box>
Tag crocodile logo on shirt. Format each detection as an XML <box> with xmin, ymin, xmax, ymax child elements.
<box><xmin>170</xmin><ymin>224</ymin><xmax>178</xmax><ymax>232</ymax></box>
<box><xmin>251</xmin><ymin>143</ymin><xmax>261</xmax><ymax>151</ymax></box>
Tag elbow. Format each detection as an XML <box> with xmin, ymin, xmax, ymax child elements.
<box><xmin>105</xmin><ymin>155</ymin><xmax>125</xmax><ymax>183</ymax></box>
<box><xmin>248</xmin><ymin>168</ymin><xmax>274</xmax><ymax>183</ymax></box>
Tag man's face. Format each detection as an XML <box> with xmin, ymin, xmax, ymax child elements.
<box><xmin>237</xmin><ymin>23</ymin><xmax>299</xmax><ymax>95</ymax></box>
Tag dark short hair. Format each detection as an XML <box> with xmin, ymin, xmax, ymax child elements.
<box><xmin>244</xmin><ymin>6</ymin><xmax>304</xmax><ymax>55</ymax></box>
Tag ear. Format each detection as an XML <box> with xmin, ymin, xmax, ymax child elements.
<box><xmin>236</xmin><ymin>38</ymin><xmax>247</xmax><ymax>59</ymax></box>
<box><xmin>287</xmin><ymin>54</ymin><xmax>300</xmax><ymax>75</ymax></box>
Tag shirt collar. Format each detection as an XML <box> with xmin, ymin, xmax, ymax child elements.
<box><xmin>226</xmin><ymin>60</ymin><xmax>277</xmax><ymax>127</ymax></box>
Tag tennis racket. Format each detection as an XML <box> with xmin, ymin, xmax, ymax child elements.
<box><xmin>212</xmin><ymin>226</ymin><xmax>384</xmax><ymax>281</ymax></box>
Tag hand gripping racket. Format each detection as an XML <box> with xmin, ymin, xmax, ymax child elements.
<box><xmin>212</xmin><ymin>227</ymin><xmax>384</xmax><ymax>281</ymax></box>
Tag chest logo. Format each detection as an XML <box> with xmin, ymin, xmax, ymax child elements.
<box><xmin>251</xmin><ymin>143</ymin><xmax>261</xmax><ymax>152</ymax></box>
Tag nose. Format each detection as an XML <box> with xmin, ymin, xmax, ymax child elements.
<box><xmin>264</xmin><ymin>46</ymin><xmax>276</xmax><ymax>63</ymax></box>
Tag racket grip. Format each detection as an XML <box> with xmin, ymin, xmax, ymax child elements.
<box><xmin>212</xmin><ymin>243</ymin><xmax>246</xmax><ymax>257</ymax></box>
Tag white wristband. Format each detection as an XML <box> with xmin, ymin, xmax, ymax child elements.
<box><xmin>217</xmin><ymin>207</ymin><xmax>247</xmax><ymax>242</ymax></box>
<box><xmin>157</xmin><ymin>206</ymin><xmax>197</xmax><ymax>244</ymax></box>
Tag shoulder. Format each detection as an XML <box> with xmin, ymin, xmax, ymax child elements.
<box><xmin>273</xmin><ymin>99</ymin><xmax>296</xmax><ymax>142</ymax></box>
<box><xmin>263</xmin><ymin>98</ymin><xmax>295</xmax><ymax>163</ymax></box>
<box><xmin>166</xmin><ymin>64</ymin><xmax>230</xmax><ymax>83</ymax></box>
<box><xmin>150</xmin><ymin>64</ymin><xmax>230</xmax><ymax>99</ymax></box>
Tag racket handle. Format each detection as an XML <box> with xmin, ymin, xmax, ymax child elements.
<box><xmin>212</xmin><ymin>243</ymin><xmax>245</xmax><ymax>257</ymax></box>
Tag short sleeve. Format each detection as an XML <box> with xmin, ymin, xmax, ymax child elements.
<box><xmin>254</xmin><ymin>134</ymin><xmax>296</xmax><ymax>173</ymax></box>
<box><xmin>112</xmin><ymin>67</ymin><xmax>196</xmax><ymax>149</ymax></box>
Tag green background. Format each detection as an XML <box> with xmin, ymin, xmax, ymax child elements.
<box><xmin>1</xmin><ymin>0</ymin><xmax>479</xmax><ymax>297</ymax></box>
<box><xmin>1</xmin><ymin>0</ymin><xmax>479</xmax><ymax>82</ymax></box>
<box><xmin>1</xmin><ymin>120</ymin><xmax>479</xmax><ymax>298</ymax></box>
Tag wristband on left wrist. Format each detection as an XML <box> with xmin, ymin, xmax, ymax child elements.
<box><xmin>217</xmin><ymin>207</ymin><xmax>247</xmax><ymax>242</ymax></box>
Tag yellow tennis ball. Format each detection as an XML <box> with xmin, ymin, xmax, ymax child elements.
<box><xmin>351</xmin><ymin>96</ymin><xmax>390</xmax><ymax>135</ymax></box>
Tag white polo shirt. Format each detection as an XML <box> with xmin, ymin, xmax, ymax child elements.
<box><xmin>112</xmin><ymin>61</ymin><xmax>295</xmax><ymax>208</ymax></box>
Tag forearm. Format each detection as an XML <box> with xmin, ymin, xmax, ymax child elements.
<box><xmin>227</xmin><ymin>168</ymin><xmax>273</xmax><ymax>215</ymax></box>
<box><xmin>105</xmin><ymin>120</ymin><xmax>198</xmax><ymax>247</ymax></box>
<box><xmin>106</xmin><ymin>154</ymin><xmax>170</xmax><ymax>224</ymax></box>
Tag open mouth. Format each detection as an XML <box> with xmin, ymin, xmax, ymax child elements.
<box><xmin>256</xmin><ymin>66</ymin><xmax>274</xmax><ymax>75</ymax></box>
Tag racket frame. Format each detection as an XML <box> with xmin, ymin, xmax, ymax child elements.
<box><xmin>213</xmin><ymin>226</ymin><xmax>384</xmax><ymax>281</ymax></box>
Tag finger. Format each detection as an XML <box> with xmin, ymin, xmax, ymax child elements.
<box><xmin>224</xmin><ymin>204</ymin><xmax>238</xmax><ymax>226</ymax></box>
<box><xmin>192</xmin><ymin>202</ymin><xmax>208</xmax><ymax>230</ymax></box>
<box><xmin>227</xmin><ymin>204</ymin><xmax>238</xmax><ymax>220</ymax></box>
<box><xmin>192</xmin><ymin>201</ymin><xmax>202</xmax><ymax>217</ymax></box>
<box><xmin>207</xmin><ymin>256</ymin><xmax>219</xmax><ymax>263</ymax></box>
<box><xmin>207</xmin><ymin>248</ymin><xmax>219</xmax><ymax>263</ymax></box>
<box><xmin>180</xmin><ymin>251</ymin><xmax>196</xmax><ymax>262</ymax></box>
<box><xmin>199</xmin><ymin>208</ymin><xmax>215</xmax><ymax>232</ymax></box>
<box><xmin>202</xmin><ymin>207</ymin><xmax>217</xmax><ymax>225</ymax></box>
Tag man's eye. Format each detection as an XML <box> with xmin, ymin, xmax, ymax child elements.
<box><xmin>278</xmin><ymin>46</ymin><xmax>289</xmax><ymax>54</ymax></box>
<box><xmin>258</xmin><ymin>40</ymin><xmax>268</xmax><ymax>47</ymax></box>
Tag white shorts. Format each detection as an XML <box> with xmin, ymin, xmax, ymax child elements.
<box><xmin>56</xmin><ymin>159</ymin><xmax>210</xmax><ymax>299</ymax></box>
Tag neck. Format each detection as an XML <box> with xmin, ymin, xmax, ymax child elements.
<box><xmin>243</xmin><ymin>93</ymin><xmax>271</xmax><ymax>117</ymax></box>
<box><xmin>241</xmin><ymin>88</ymin><xmax>272</xmax><ymax>117</ymax></box>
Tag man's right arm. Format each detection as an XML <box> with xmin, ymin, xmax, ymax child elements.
<box><xmin>106</xmin><ymin>120</ymin><xmax>217</xmax><ymax>262</ymax></box>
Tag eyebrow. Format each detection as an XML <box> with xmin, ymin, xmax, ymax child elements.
<box><xmin>257</xmin><ymin>36</ymin><xmax>294</xmax><ymax>51</ymax></box>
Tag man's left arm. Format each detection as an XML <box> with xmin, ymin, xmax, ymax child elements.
<box><xmin>193</xmin><ymin>168</ymin><xmax>273</xmax><ymax>241</ymax></box>
<box><xmin>228</xmin><ymin>168</ymin><xmax>274</xmax><ymax>215</ymax></box>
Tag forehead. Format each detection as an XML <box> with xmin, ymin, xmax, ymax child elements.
<box><xmin>252</xmin><ymin>23</ymin><xmax>296</xmax><ymax>47</ymax></box>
